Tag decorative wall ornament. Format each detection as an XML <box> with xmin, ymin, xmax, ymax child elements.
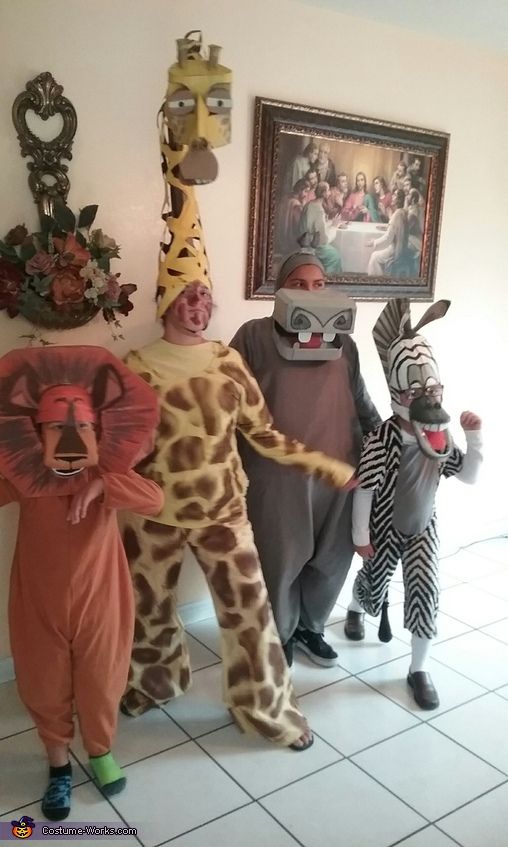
<box><xmin>1</xmin><ymin>72</ymin><xmax>136</xmax><ymax>338</ymax></box>
<box><xmin>12</xmin><ymin>71</ymin><xmax>77</xmax><ymax>219</ymax></box>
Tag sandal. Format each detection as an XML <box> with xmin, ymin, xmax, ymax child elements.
<box><xmin>289</xmin><ymin>732</ymin><xmax>314</xmax><ymax>752</ymax></box>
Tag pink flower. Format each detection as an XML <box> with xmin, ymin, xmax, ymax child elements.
<box><xmin>25</xmin><ymin>250</ymin><xmax>55</xmax><ymax>277</ymax></box>
<box><xmin>53</xmin><ymin>233</ymin><xmax>91</xmax><ymax>268</ymax></box>
<box><xmin>105</xmin><ymin>275</ymin><xmax>120</xmax><ymax>301</ymax></box>
<box><xmin>50</xmin><ymin>269</ymin><xmax>87</xmax><ymax>308</ymax></box>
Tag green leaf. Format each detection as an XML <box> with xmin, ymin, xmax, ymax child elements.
<box><xmin>53</xmin><ymin>201</ymin><xmax>76</xmax><ymax>233</ymax></box>
<box><xmin>0</xmin><ymin>240</ymin><xmax>19</xmax><ymax>259</ymax></box>
<box><xmin>78</xmin><ymin>205</ymin><xmax>98</xmax><ymax>228</ymax></box>
<box><xmin>75</xmin><ymin>230</ymin><xmax>87</xmax><ymax>248</ymax></box>
<box><xmin>32</xmin><ymin>275</ymin><xmax>53</xmax><ymax>294</ymax></box>
<box><xmin>96</xmin><ymin>255</ymin><xmax>111</xmax><ymax>272</ymax></box>
<box><xmin>20</xmin><ymin>288</ymin><xmax>44</xmax><ymax>308</ymax></box>
<box><xmin>19</xmin><ymin>240</ymin><xmax>37</xmax><ymax>262</ymax></box>
<box><xmin>40</xmin><ymin>214</ymin><xmax>57</xmax><ymax>233</ymax></box>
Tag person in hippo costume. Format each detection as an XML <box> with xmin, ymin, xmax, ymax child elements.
<box><xmin>231</xmin><ymin>250</ymin><xmax>380</xmax><ymax>667</ymax></box>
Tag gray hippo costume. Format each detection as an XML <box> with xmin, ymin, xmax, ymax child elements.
<box><xmin>231</xmin><ymin>251</ymin><xmax>380</xmax><ymax>666</ymax></box>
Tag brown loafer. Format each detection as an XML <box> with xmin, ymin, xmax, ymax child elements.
<box><xmin>344</xmin><ymin>610</ymin><xmax>365</xmax><ymax>641</ymax></box>
<box><xmin>407</xmin><ymin>671</ymin><xmax>440</xmax><ymax>710</ymax></box>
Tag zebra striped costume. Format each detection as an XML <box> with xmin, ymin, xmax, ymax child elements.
<box><xmin>353</xmin><ymin>417</ymin><xmax>464</xmax><ymax>638</ymax></box>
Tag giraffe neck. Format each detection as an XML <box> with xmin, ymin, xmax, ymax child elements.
<box><xmin>157</xmin><ymin>136</ymin><xmax>211</xmax><ymax>317</ymax></box>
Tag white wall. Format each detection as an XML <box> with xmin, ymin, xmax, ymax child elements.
<box><xmin>0</xmin><ymin>0</ymin><xmax>507</xmax><ymax>660</ymax></box>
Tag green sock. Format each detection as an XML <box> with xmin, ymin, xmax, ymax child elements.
<box><xmin>89</xmin><ymin>752</ymin><xmax>125</xmax><ymax>795</ymax></box>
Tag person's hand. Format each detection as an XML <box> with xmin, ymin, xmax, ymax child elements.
<box><xmin>354</xmin><ymin>543</ymin><xmax>374</xmax><ymax>559</ymax></box>
<box><xmin>460</xmin><ymin>411</ymin><xmax>482</xmax><ymax>431</ymax></box>
<box><xmin>67</xmin><ymin>478</ymin><xmax>104</xmax><ymax>524</ymax></box>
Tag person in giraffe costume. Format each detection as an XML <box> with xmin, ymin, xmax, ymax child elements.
<box><xmin>119</xmin><ymin>32</ymin><xmax>355</xmax><ymax>750</ymax></box>
<box><xmin>344</xmin><ymin>298</ymin><xmax>483</xmax><ymax>710</ymax></box>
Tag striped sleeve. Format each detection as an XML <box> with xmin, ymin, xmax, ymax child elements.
<box><xmin>441</xmin><ymin>446</ymin><xmax>464</xmax><ymax>478</ymax></box>
<box><xmin>356</xmin><ymin>430</ymin><xmax>386</xmax><ymax>490</ymax></box>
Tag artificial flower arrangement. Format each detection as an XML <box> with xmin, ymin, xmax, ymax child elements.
<box><xmin>0</xmin><ymin>201</ymin><xmax>136</xmax><ymax>338</ymax></box>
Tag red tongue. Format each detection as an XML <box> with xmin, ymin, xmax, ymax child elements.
<box><xmin>298</xmin><ymin>333</ymin><xmax>322</xmax><ymax>349</ymax></box>
<box><xmin>424</xmin><ymin>429</ymin><xmax>446</xmax><ymax>451</ymax></box>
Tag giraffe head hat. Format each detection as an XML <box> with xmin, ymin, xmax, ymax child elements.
<box><xmin>156</xmin><ymin>31</ymin><xmax>232</xmax><ymax>319</ymax></box>
<box><xmin>373</xmin><ymin>297</ymin><xmax>452</xmax><ymax>459</ymax></box>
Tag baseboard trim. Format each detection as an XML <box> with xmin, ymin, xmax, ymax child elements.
<box><xmin>0</xmin><ymin>657</ymin><xmax>14</xmax><ymax>684</ymax></box>
<box><xmin>178</xmin><ymin>599</ymin><xmax>215</xmax><ymax>626</ymax></box>
<box><xmin>0</xmin><ymin>600</ymin><xmax>216</xmax><ymax>685</ymax></box>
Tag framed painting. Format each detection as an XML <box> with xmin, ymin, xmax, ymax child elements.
<box><xmin>246</xmin><ymin>97</ymin><xmax>449</xmax><ymax>300</ymax></box>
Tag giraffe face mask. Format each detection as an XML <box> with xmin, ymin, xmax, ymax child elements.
<box><xmin>165</xmin><ymin>32</ymin><xmax>232</xmax><ymax>184</ymax></box>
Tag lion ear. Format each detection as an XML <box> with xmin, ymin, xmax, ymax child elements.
<box><xmin>91</xmin><ymin>364</ymin><xmax>124</xmax><ymax>410</ymax></box>
<box><xmin>8</xmin><ymin>367</ymin><xmax>40</xmax><ymax>411</ymax></box>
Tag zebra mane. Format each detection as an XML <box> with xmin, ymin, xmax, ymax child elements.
<box><xmin>373</xmin><ymin>298</ymin><xmax>451</xmax><ymax>383</ymax></box>
<box><xmin>373</xmin><ymin>298</ymin><xmax>411</xmax><ymax>382</ymax></box>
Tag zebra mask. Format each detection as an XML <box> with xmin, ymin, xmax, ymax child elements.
<box><xmin>373</xmin><ymin>298</ymin><xmax>452</xmax><ymax>460</ymax></box>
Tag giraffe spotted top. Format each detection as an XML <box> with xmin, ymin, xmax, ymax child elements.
<box><xmin>126</xmin><ymin>339</ymin><xmax>355</xmax><ymax>528</ymax></box>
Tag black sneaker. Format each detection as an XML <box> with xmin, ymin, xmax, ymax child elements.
<box><xmin>282</xmin><ymin>638</ymin><xmax>293</xmax><ymax>667</ymax></box>
<box><xmin>294</xmin><ymin>628</ymin><xmax>338</xmax><ymax>667</ymax></box>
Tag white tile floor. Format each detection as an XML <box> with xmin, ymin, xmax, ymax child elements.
<box><xmin>1</xmin><ymin>537</ymin><xmax>508</xmax><ymax>847</ymax></box>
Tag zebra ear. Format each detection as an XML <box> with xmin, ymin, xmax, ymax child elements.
<box><xmin>373</xmin><ymin>298</ymin><xmax>411</xmax><ymax>382</ymax></box>
<box><xmin>413</xmin><ymin>300</ymin><xmax>450</xmax><ymax>333</ymax></box>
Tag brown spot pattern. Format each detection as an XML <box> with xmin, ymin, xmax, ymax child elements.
<box><xmin>123</xmin><ymin>525</ymin><xmax>141</xmax><ymax>563</ymax></box>
<box><xmin>198</xmin><ymin>524</ymin><xmax>237</xmax><ymax>553</ymax></box>
<box><xmin>152</xmin><ymin>627</ymin><xmax>178</xmax><ymax>647</ymax></box>
<box><xmin>175</xmin><ymin>501</ymin><xmax>206</xmax><ymax>522</ymax></box>
<box><xmin>190</xmin><ymin>377</ymin><xmax>220</xmax><ymax>435</ymax></box>
<box><xmin>172</xmin><ymin>481</ymin><xmax>194</xmax><ymax>499</ymax></box>
<box><xmin>132</xmin><ymin>647</ymin><xmax>161</xmax><ymax>664</ymax></box>
<box><xmin>218</xmin><ymin>362</ymin><xmax>260</xmax><ymax>406</ymax></box>
<box><xmin>159</xmin><ymin>409</ymin><xmax>179</xmax><ymax>439</ymax></box>
<box><xmin>140</xmin><ymin>665</ymin><xmax>174</xmax><ymax>701</ymax></box>
<box><xmin>268</xmin><ymin>642</ymin><xmax>286</xmax><ymax>688</ymax></box>
<box><xmin>151</xmin><ymin>596</ymin><xmax>172</xmax><ymax>626</ymax></box>
<box><xmin>216</xmin><ymin>381</ymin><xmax>238</xmax><ymax>412</ymax></box>
<box><xmin>165</xmin><ymin>386</ymin><xmax>193</xmax><ymax>411</ymax></box>
<box><xmin>133</xmin><ymin>573</ymin><xmax>156</xmax><ymax>616</ymax></box>
<box><xmin>217</xmin><ymin>611</ymin><xmax>243</xmax><ymax>629</ymax></box>
<box><xmin>240</xmin><ymin>581</ymin><xmax>263</xmax><ymax>607</ymax></box>
<box><xmin>134</xmin><ymin>619</ymin><xmax>146</xmax><ymax>642</ymax></box>
<box><xmin>165</xmin><ymin>562</ymin><xmax>182</xmax><ymax>589</ymax></box>
<box><xmin>234</xmin><ymin>550</ymin><xmax>259</xmax><ymax>577</ymax></box>
<box><xmin>208</xmin><ymin>470</ymin><xmax>235</xmax><ymax>520</ymax></box>
<box><xmin>167</xmin><ymin>436</ymin><xmax>204</xmax><ymax>472</ymax></box>
<box><xmin>143</xmin><ymin>519</ymin><xmax>172</xmax><ymax>535</ymax></box>
<box><xmin>228</xmin><ymin>658</ymin><xmax>251</xmax><ymax>688</ymax></box>
<box><xmin>209</xmin><ymin>561</ymin><xmax>235</xmax><ymax>608</ymax></box>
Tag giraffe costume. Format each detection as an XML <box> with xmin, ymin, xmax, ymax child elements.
<box><xmin>120</xmin><ymin>33</ymin><xmax>354</xmax><ymax>747</ymax></box>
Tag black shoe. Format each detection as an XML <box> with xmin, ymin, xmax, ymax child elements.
<box><xmin>294</xmin><ymin>628</ymin><xmax>338</xmax><ymax>667</ymax></box>
<box><xmin>283</xmin><ymin>638</ymin><xmax>293</xmax><ymax>667</ymax></box>
<box><xmin>407</xmin><ymin>671</ymin><xmax>440</xmax><ymax>710</ymax></box>
<box><xmin>344</xmin><ymin>610</ymin><xmax>365</xmax><ymax>641</ymax></box>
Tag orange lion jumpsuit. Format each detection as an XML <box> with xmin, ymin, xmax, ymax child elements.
<box><xmin>0</xmin><ymin>346</ymin><xmax>163</xmax><ymax>759</ymax></box>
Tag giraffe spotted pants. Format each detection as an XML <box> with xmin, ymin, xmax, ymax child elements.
<box><xmin>120</xmin><ymin>513</ymin><xmax>308</xmax><ymax>746</ymax></box>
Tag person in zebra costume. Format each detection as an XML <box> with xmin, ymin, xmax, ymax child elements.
<box><xmin>344</xmin><ymin>298</ymin><xmax>482</xmax><ymax>709</ymax></box>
